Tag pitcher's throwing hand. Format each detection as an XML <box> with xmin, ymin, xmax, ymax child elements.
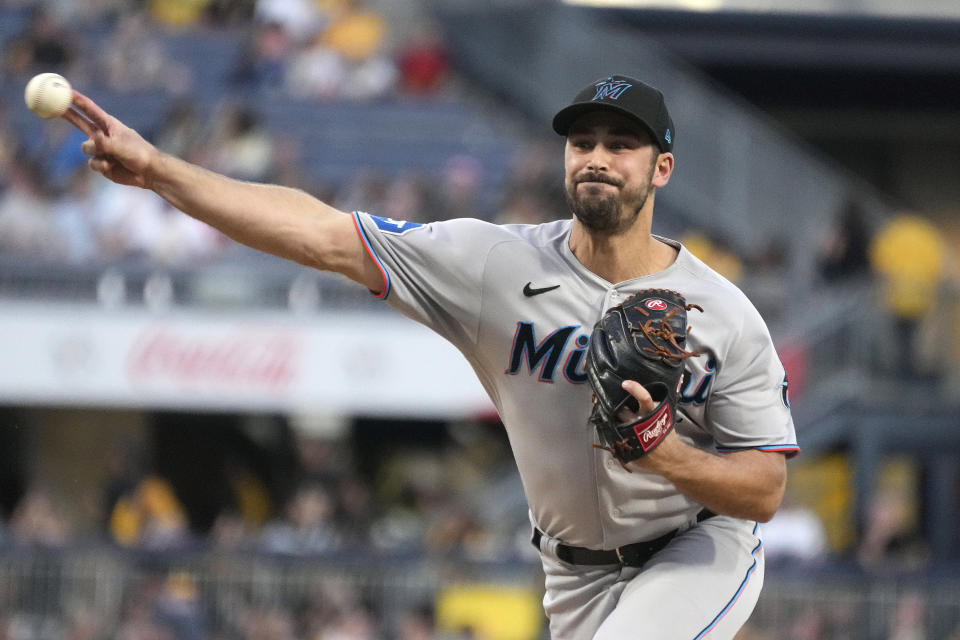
<box><xmin>62</xmin><ymin>90</ymin><xmax>158</xmax><ymax>188</ymax></box>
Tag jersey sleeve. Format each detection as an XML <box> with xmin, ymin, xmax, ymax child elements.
<box><xmin>352</xmin><ymin>212</ymin><xmax>503</xmax><ymax>348</ymax></box>
<box><xmin>707</xmin><ymin>303</ymin><xmax>800</xmax><ymax>458</ymax></box>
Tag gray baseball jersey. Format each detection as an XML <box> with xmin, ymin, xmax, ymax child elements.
<box><xmin>352</xmin><ymin>212</ymin><xmax>799</xmax><ymax>550</ymax></box>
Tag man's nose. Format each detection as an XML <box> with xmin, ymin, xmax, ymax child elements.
<box><xmin>586</xmin><ymin>146</ymin><xmax>611</xmax><ymax>171</ymax></box>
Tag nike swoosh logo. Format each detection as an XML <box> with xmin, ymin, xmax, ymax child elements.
<box><xmin>523</xmin><ymin>282</ymin><xmax>560</xmax><ymax>297</ymax></box>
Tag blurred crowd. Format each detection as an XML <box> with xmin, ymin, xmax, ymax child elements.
<box><xmin>1</xmin><ymin>0</ymin><xmax>452</xmax><ymax>97</ymax></box>
<box><xmin>0</xmin><ymin>0</ymin><xmax>566</xmax><ymax>268</ymax></box>
<box><xmin>0</xmin><ymin>418</ymin><xmax>534</xmax><ymax>639</ymax></box>
<box><xmin>815</xmin><ymin>199</ymin><xmax>959</xmax><ymax>382</ymax></box>
<box><xmin>0</xmin><ymin>424</ymin><xmax>529</xmax><ymax>557</ymax></box>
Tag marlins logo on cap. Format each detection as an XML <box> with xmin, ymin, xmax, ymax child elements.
<box><xmin>552</xmin><ymin>74</ymin><xmax>676</xmax><ymax>153</ymax></box>
<box><xmin>592</xmin><ymin>78</ymin><xmax>633</xmax><ymax>101</ymax></box>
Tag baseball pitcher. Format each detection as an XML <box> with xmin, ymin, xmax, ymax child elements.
<box><xmin>64</xmin><ymin>74</ymin><xmax>799</xmax><ymax>639</ymax></box>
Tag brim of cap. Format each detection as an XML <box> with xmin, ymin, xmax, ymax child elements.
<box><xmin>552</xmin><ymin>102</ymin><xmax>661</xmax><ymax>148</ymax></box>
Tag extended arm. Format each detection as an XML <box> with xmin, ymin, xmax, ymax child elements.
<box><xmin>62</xmin><ymin>91</ymin><xmax>383</xmax><ymax>291</ymax></box>
<box><xmin>621</xmin><ymin>380</ymin><xmax>787</xmax><ymax>522</ymax></box>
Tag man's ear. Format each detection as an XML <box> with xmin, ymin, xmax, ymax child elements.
<box><xmin>652</xmin><ymin>153</ymin><xmax>674</xmax><ymax>188</ymax></box>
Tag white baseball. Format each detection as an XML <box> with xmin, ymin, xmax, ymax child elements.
<box><xmin>24</xmin><ymin>72</ymin><xmax>73</xmax><ymax>119</ymax></box>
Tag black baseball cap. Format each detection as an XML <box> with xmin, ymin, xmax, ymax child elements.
<box><xmin>552</xmin><ymin>75</ymin><xmax>675</xmax><ymax>153</ymax></box>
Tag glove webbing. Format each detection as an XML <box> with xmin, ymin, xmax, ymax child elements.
<box><xmin>628</xmin><ymin>301</ymin><xmax>704</xmax><ymax>361</ymax></box>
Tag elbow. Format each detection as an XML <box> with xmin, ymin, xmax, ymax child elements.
<box><xmin>738</xmin><ymin>494</ymin><xmax>781</xmax><ymax>524</ymax></box>
<box><xmin>752</xmin><ymin>451</ymin><xmax>789</xmax><ymax>523</ymax></box>
<box><xmin>753</xmin><ymin>498</ymin><xmax>782</xmax><ymax>523</ymax></box>
<box><xmin>712</xmin><ymin>496</ymin><xmax>781</xmax><ymax>523</ymax></box>
<box><xmin>755</xmin><ymin>475</ymin><xmax>788</xmax><ymax>523</ymax></box>
<box><xmin>300</xmin><ymin>209</ymin><xmax>365</xmax><ymax>275</ymax></box>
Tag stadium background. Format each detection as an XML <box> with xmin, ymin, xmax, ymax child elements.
<box><xmin>1</xmin><ymin>0</ymin><xmax>959</xmax><ymax>637</ymax></box>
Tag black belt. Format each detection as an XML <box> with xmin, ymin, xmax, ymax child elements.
<box><xmin>531</xmin><ymin>509</ymin><xmax>717</xmax><ymax>567</ymax></box>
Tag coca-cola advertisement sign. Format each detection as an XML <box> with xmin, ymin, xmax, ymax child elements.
<box><xmin>0</xmin><ymin>303</ymin><xmax>492</xmax><ymax>415</ymax></box>
<box><xmin>128</xmin><ymin>326</ymin><xmax>299</xmax><ymax>391</ymax></box>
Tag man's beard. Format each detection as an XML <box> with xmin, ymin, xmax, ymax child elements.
<box><xmin>565</xmin><ymin>171</ymin><xmax>652</xmax><ymax>234</ymax></box>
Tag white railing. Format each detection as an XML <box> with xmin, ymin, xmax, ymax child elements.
<box><xmin>2</xmin><ymin>549</ymin><xmax>960</xmax><ymax>638</ymax></box>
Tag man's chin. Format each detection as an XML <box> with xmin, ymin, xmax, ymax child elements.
<box><xmin>572</xmin><ymin>208</ymin><xmax>621</xmax><ymax>233</ymax></box>
<box><xmin>574</xmin><ymin>188</ymin><xmax>616</xmax><ymax>205</ymax></box>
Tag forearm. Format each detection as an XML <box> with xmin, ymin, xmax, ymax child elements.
<box><xmin>146</xmin><ymin>152</ymin><xmax>346</xmax><ymax>268</ymax></box>
<box><xmin>67</xmin><ymin>90</ymin><xmax>379</xmax><ymax>287</ymax></box>
<box><xmin>633</xmin><ymin>435</ymin><xmax>786</xmax><ymax>522</ymax></box>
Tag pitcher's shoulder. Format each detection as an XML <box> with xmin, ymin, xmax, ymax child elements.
<box><xmin>669</xmin><ymin>245</ymin><xmax>769</xmax><ymax>326</ymax></box>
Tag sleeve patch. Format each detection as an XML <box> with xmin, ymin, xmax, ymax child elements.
<box><xmin>371</xmin><ymin>215</ymin><xmax>424</xmax><ymax>235</ymax></box>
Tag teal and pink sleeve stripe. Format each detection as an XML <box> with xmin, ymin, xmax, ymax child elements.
<box><xmin>351</xmin><ymin>211</ymin><xmax>390</xmax><ymax>300</ymax></box>
<box><xmin>716</xmin><ymin>444</ymin><xmax>801</xmax><ymax>458</ymax></box>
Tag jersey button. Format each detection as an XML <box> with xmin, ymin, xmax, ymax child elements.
<box><xmin>611</xmin><ymin>507</ymin><xmax>621</xmax><ymax>517</ymax></box>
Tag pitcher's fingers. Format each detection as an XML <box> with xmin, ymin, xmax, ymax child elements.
<box><xmin>71</xmin><ymin>91</ymin><xmax>113</xmax><ymax>134</ymax></box>
<box><xmin>62</xmin><ymin>106</ymin><xmax>97</xmax><ymax>137</ymax></box>
<box><xmin>80</xmin><ymin>139</ymin><xmax>99</xmax><ymax>156</ymax></box>
<box><xmin>622</xmin><ymin>380</ymin><xmax>655</xmax><ymax>411</ymax></box>
<box><xmin>89</xmin><ymin>156</ymin><xmax>114</xmax><ymax>173</ymax></box>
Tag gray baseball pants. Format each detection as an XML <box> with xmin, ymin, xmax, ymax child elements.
<box><xmin>534</xmin><ymin>515</ymin><xmax>765</xmax><ymax>639</ymax></box>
